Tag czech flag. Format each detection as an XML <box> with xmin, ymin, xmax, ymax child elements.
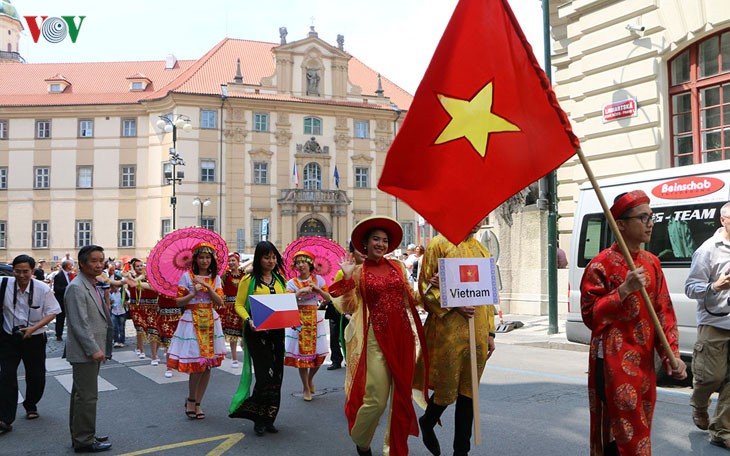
<box><xmin>249</xmin><ymin>293</ymin><xmax>300</xmax><ymax>330</ymax></box>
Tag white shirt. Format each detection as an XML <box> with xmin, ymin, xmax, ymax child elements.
<box><xmin>1</xmin><ymin>277</ymin><xmax>62</xmax><ymax>336</ymax></box>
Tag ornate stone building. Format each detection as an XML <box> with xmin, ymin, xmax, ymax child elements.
<box><xmin>0</xmin><ymin>23</ymin><xmax>416</xmax><ymax>261</ymax></box>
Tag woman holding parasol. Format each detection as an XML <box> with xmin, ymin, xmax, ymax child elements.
<box><xmin>284</xmin><ymin>250</ymin><xmax>331</xmax><ymax>401</ymax></box>
<box><xmin>330</xmin><ymin>216</ymin><xmax>428</xmax><ymax>456</ymax></box>
<box><xmin>166</xmin><ymin>242</ymin><xmax>226</xmax><ymax>420</ymax></box>
<box><xmin>229</xmin><ymin>241</ymin><xmax>288</xmax><ymax>436</ymax></box>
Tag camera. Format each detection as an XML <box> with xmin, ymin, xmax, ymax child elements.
<box><xmin>12</xmin><ymin>325</ymin><xmax>28</xmax><ymax>338</ymax></box>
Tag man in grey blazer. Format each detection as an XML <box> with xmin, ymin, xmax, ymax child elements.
<box><xmin>65</xmin><ymin>245</ymin><xmax>113</xmax><ymax>453</ymax></box>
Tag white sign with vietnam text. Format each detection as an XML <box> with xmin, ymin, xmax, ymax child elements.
<box><xmin>439</xmin><ymin>257</ymin><xmax>498</xmax><ymax>308</ymax></box>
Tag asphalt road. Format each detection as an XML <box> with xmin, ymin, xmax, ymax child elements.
<box><xmin>1</xmin><ymin>323</ymin><xmax>725</xmax><ymax>455</ymax></box>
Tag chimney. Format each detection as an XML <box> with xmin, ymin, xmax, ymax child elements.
<box><xmin>165</xmin><ymin>54</ymin><xmax>177</xmax><ymax>70</ymax></box>
<box><xmin>234</xmin><ymin>58</ymin><xmax>243</xmax><ymax>84</ymax></box>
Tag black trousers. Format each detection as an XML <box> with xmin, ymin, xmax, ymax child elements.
<box><xmin>0</xmin><ymin>331</ymin><xmax>47</xmax><ymax>425</ymax></box>
<box><xmin>55</xmin><ymin>301</ymin><xmax>66</xmax><ymax>339</ymax></box>
<box><xmin>328</xmin><ymin>317</ymin><xmax>344</xmax><ymax>366</ymax></box>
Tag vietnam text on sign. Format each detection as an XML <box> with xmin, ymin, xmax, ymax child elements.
<box><xmin>602</xmin><ymin>97</ymin><xmax>638</xmax><ymax>122</ymax></box>
<box><xmin>439</xmin><ymin>257</ymin><xmax>498</xmax><ymax>308</ymax></box>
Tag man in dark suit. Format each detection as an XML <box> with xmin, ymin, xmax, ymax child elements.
<box><xmin>53</xmin><ymin>260</ymin><xmax>74</xmax><ymax>341</ymax></box>
<box><xmin>33</xmin><ymin>259</ymin><xmax>46</xmax><ymax>281</ymax></box>
<box><xmin>65</xmin><ymin>245</ymin><xmax>113</xmax><ymax>453</ymax></box>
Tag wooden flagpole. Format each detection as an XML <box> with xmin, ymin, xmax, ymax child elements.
<box><xmin>469</xmin><ymin>317</ymin><xmax>481</xmax><ymax>445</ymax></box>
<box><xmin>575</xmin><ymin>147</ymin><xmax>678</xmax><ymax>369</ymax></box>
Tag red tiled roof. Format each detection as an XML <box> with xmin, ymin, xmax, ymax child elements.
<box><xmin>0</xmin><ymin>38</ymin><xmax>413</xmax><ymax>110</ymax></box>
<box><xmin>0</xmin><ymin>60</ymin><xmax>196</xmax><ymax>106</ymax></box>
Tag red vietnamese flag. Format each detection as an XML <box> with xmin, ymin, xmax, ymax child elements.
<box><xmin>378</xmin><ymin>0</ymin><xmax>579</xmax><ymax>245</ymax></box>
<box><xmin>459</xmin><ymin>264</ymin><xmax>480</xmax><ymax>283</ymax></box>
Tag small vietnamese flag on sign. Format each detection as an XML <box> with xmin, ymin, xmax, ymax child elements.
<box><xmin>459</xmin><ymin>264</ymin><xmax>480</xmax><ymax>283</ymax></box>
<box><xmin>377</xmin><ymin>0</ymin><xmax>579</xmax><ymax>245</ymax></box>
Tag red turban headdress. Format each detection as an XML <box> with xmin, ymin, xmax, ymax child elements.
<box><xmin>610</xmin><ymin>190</ymin><xmax>650</xmax><ymax>220</ymax></box>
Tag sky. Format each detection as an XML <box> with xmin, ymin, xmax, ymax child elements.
<box><xmin>13</xmin><ymin>0</ymin><xmax>546</xmax><ymax>95</ymax></box>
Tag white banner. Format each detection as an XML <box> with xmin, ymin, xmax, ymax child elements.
<box><xmin>439</xmin><ymin>257</ymin><xmax>498</xmax><ymax>308</ymax></box>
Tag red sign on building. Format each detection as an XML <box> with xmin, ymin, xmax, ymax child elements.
<box><xmin>602</xmin><ymin>97</ymin><xmax>638</xmax><ymax>122</ymax></box>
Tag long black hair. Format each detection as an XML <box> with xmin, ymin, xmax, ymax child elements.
<box><xmin>192</xmin><ymin>249</ymin><xmax>218</xmax><ymax>278</ymax></box>
<box><xmin>251</xmin><ymin>241</ymin><xmax>284</xmax><ymax>288</ymax></box>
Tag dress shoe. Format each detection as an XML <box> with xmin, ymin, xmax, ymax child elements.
<box><xmin>56</xmin><ymin>336</ymin><xmax>63</xmax><ymax>341</ymax></box>
<box><xmin>253</xmin><ymin>423</ymin><xmax>265</xmax><ymax>436</ymax></box>
<box><xmin>74</xmin><ymin>441</ymin><xmax>112</xmax><ymax>453</ymax></box>
<box><xmin>265</xmin><ymin>423</ymin><xmax>278</xmax><ymax>434</ymax></box>
<box><xmin>327</xmin><ymin>363</ymin><xmax>341</xmax><ymax>370</ymax></box>
<box><xmin>94</xmin><ymin>435</ymin><xmax>109</xmax><ymax>442</ymax></box>
<box><xmin>355</xmin><ymin>445</ymin><xmax>372</xmax><ymax>456</ymax></box>
<box><xmin>693</xmin><ymin>408</ymin><xmax>709</xmax><ymax>431</ymax></box>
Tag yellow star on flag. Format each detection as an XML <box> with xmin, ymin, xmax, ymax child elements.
<box><xmin>435</xmin><ymin>82</ymin><xmax>521</xmax><ymax>157</ymax></box>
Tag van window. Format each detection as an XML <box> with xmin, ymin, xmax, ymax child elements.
<box><xmin>576</xmin><ymin>201</ymin><xmax>723</xmax><ymax>268</ymax></box>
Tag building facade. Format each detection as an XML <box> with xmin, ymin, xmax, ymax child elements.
<box><xmin>0</xmin><ymin>21</ymin><xmax>419</xmax><ymax>262</ymax></box>
<box><xmin>552</xmin><ymin>0</ymin><xmax>729</xmax><ymax>246</ymax></box>
<box><xmin>491</xmin><ymin>0</ymin><xmax>729</xmax><ymax>315</ymax></box>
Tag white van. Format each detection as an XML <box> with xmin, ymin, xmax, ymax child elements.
<box><xmin>566</xmin><ymin>160</ymin><xmax>730</xmax><ymax>359</ymax></box>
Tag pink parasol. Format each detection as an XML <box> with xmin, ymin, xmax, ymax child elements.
<box><xmin>282</xmin><ymin>236</ymin><xmax>347</xmax><ymax>285</ymax></box>
<box><xmin>146</xmin><ymin>227</ymin><xmax>229</xmax><ymax>297</ymax></box>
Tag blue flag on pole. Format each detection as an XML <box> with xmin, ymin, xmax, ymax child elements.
<box><xmin>334</xmin><ymin>165</ymin><xmax>340</xmax><ymax>189</ymax></box>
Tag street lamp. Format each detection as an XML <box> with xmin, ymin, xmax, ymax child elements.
<box><xmin>157</xmin><ymin>114</ymin><xmax>192</xmax><ymax>230</ymax></box>
<box><xmin>192</xmin><ymin>197</ymin><xmax>211</xmax><ymax>228</ymax></box>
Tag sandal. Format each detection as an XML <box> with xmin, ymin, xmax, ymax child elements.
<box><xmin>26</xmin><ymin>411</ymin><xmax>39</xmax><ymax>420</ymax></box>
<box><xmin>185</xmin><ymin>398</ymin><xmax>196</xmax><ymax>419</ymax></box>
<box><xmin>195</xmin><ymin>403</ymin><xmax>206</xmax><ymax>420</ymax></box>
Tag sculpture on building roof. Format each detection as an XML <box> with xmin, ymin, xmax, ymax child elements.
<box><xmin>279</xmin><ymin>27</ymin><xmax>288</xmax><ymax>45</ymax></box>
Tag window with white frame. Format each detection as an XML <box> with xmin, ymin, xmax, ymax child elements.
<box><xmin>201</xmin><ymin>160</ymin><xmax>216</xmax><ymax>183</ymax></box>
<box><xmin>76</xmin><ymin>220</ymin><xmax>92</xmax><ymax>248</ymax></box>
<box><xmin>304</xmin><ymin>117</ymin><xmax>322</xmax><ymax>135</ymax></box>
<box><xmin>0</xmin><ymin>167</ymin><xmax>6</xmax><ymax>189</ymax></box>
<box><xmin>130</xmin><ymin>81</ymin><xmax>144</xmax><ymax>91</ymax></box>
<box><xmin>303</xmin><ymin>162</ymin><xmax>322</xmax><ymax>190</ymax></box>
<box><xmin>36</xmin><ymin>120</ymin><xmax>50</xmax><ymax>139</ymax></box>
<box><xmin>49</xmin><ymin>83</ymin><xmax>63</xmax><ymax>93</ymax></box>
<box><xmin>0</xmin><ymin>120</ymin><xmax>7</xmax><ymax>139</ymax></box>
<box><xmin>33</xmin><ymin>221</ymin><xmax>48</xmax><ymax>248</ymax></box>
<box><xmin>201</xmin><ymin>110</ymin><xmax>217</xmax><ymax>129</ymax></box>
<box><xmin>34</xmin><ymin>167</ymin><xmax>50</xmax><ymax>189</ymax></box>
<box><xmin>253</xmin><ymin>161</ymin><xmax>269</xmax><ymax>185</ymax></box>
<box><xmin>236</xmin><ymin>228</ymin><xmax>245</xmax><ymax>252</ymax></box>
<box><xmin>0</xmin><ymin>221</ymin><xmax>5</xmax><ymax>248</ymax></box>
<box><xmin>254</xmin><ymin>112</ymin><xmax>269</xmax><ymax>132</ymax></box>
<box><xmin>79</xmin><ymin>119</ymin><xmax>94</xmax><ymax>138</ymax></box>
<box><xmin>120</xmin><ymin>166</ymin><xmax>136</xmax><ymax>188</ymax></box>
<box><xmin>252</xmin><ymin>218</ymin><xmax>264</xmax><ymax>245</ymax></box>
<box><xmin>119</xmin><ymin>220</ymin><xmax>135</xmax><ymax>247</ymax></box>
<box><xmin>77</xmin><ymin>166</ymin><xmax>93</xmax><ymax>188</ymax></box>
<box><xmin>161</xmin><ymin>219</ymin><xmax>171</xmax><ymax>238</ymax></box>
<box><xmin>122</xmin><ymin>118</ymin><xmax>137</xmax><ymax>137</ymax></box>
<box><xmin>354</xmin><ymin>166</ymin><xmax>370</xmax><ymax>188</ymax></box>
<box><xmin>354</xmin><ymin>120</ymin><xmax>369</xmax><ymax>139</ymax></box>
<box><xmin>401</xmin><ymin>222</ymin><xmax>414</xmax><ymax>248</ymax></box>
<box><xmin>202</xmin><ymin>218</ymin><xmax>216</xmax><ymax>231</ymax></box>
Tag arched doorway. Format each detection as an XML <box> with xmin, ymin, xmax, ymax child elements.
<box><xmin>299</xmin><ymin>217</ymin><xmax>327</xmax><ymax>238</ymax></box>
